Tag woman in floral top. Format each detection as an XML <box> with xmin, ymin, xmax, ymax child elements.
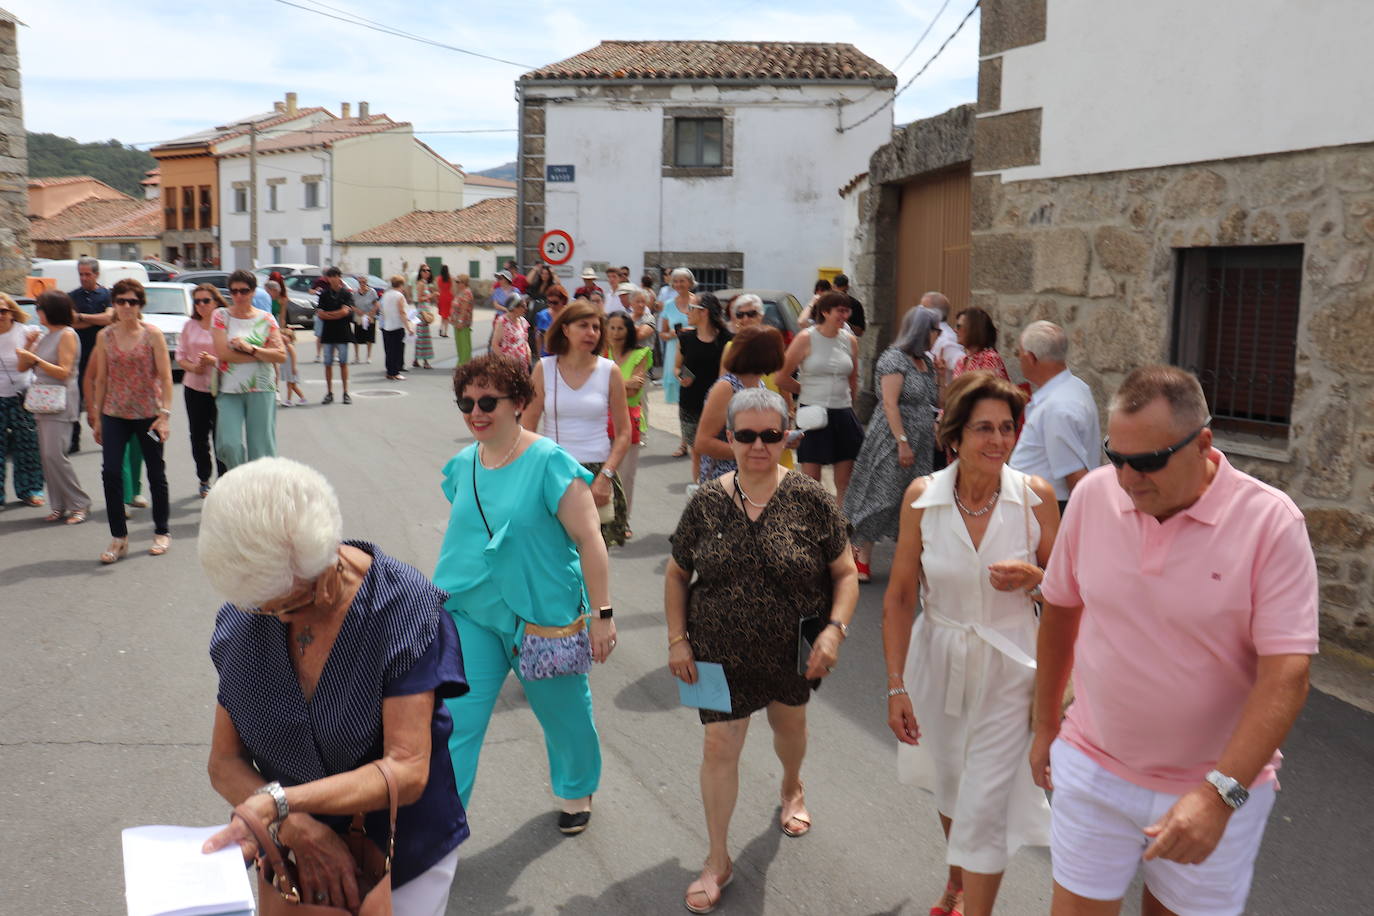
<box><xmin>952</xmin><ymin>307</ymin><xmax>1011</xmax><ymax>380</ymax></box>
<box><xmin>492</xmin><ymin>296</ymin><xmax>531</xmax><ymax>368</ymax></box>
<box><xmin>212</xmin><ymin>270</ymin><xmax>287</xmax><ymax>470</ymax></box>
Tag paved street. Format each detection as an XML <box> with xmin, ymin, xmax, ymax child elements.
<box><xmin>1</xmin><ymin>331</ymin><xmax>1371</xmax><ymax>915</ymax></box>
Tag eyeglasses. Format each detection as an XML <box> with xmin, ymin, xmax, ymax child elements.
<box><xmin>732</xmin><ymin>428</ymin><xmax>785</xmax><ymax>444</ymax></box>
<box><xmin>229</xmin><ymin>287</ymin><xmax>253</xmax><ymax>295</ymax></box>
<box><xmin>1103</xmin><ymin>419</ymin><xmax>1210</xmax><ymax>473</ymax></box>
<box><xmin>734</xmin><ymin>310</ymin><xmax>760</xmax><ymax>319</ymax></box>
<box><xmin>193</xmin><ymin>297</ymin><xmax>213</xmax><ymax>305</ymax></box>
<box><xmin>457</xmin><ymin>395</ymin><xmax>512</xmax><ymax>414</ymax></box>
<box><xmin>688</xmin><ymin>303</ymin><xmax>705</xmax><ymax>311</ymax></box>
<box><xmin>114</xmin><ymin>296</ymin><xmax>142</xmax><ymax>305</ymax></box>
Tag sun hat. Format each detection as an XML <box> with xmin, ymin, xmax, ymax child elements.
<box><xmin>581</xmin><ymin>267</ymin><xmax>597</xmax><ymax>280</ymax></box>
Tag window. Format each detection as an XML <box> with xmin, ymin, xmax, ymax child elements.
<box><xmin>232</xmin><ymin>243</ymin><xmax>252</xmax><ymax>270</ymax></box>
<box><xmin>164</xmin><ymin>187</ymin><xmax>177</xmax><ymax>230</ymax></box>
<box><xmin>368</xmin><ymin>258</ymin><xmax>382</xmax><ymax>278</ymax></box>
<box><xmin>233</xmin><ymin>187</ymin><xmax>248</xmax><ymax>213</ymax></box>
<box><xmin>271</xmin><ymin>245</ymin><xmax>283</xmax><ymax>263</ymax></box>
<box><xmin>304</xmin><ymin>181</ymin><xmax>320</xmax><ymax>209</ymax></box>
<box><xmin>182</xmin><ymin>187</ymin><xmax>195</xmax><ymax>227</ymax></box>
<box><xmin>198</xmin><ymin>186</ymin><xmax>212</xmax><ymax>228</ymax></box>
<box><xmin>200</xmin><ymin>243</ymin><xmax>214</xmax><ymax>267</ymax></box>
<box><xmin>686</xmin><ymin>267</ymin><xmax>730</xmax><ymax>292</ymax></box>
<box><xmin>1172</xmin><ymin>245</ymin><xmax>1303</xmax><ymax>436</ymax></box>
<box><xmin>468</xmin><ymin>259</ymin><xmax>480</xmax><ymax>279</ymax></box>
<box><xmin>267</xmin><ymin>184</ymin><xmax>278</xmax><ymax>211</ymax></box>
<box><xmin>305</xmin><ymin>243</ymin><xmax>320</xmax><ymax>264</ymax></box>
<box><xmin>674</xmin><ymin>118</ymin><xmax>724</xmax><ymax>168</ymax></box>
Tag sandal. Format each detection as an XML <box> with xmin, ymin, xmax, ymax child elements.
<box><xmin>684</xmin><ymin>860</ymin><xmax>733</xmax><ymax>914</ymax></box>
<box><xmin>65</xmin><ymin>510</ymin><xmax>88</xmax><ymax>526</ymax></box>
<box><xmin>930</xmin><ymin>881</ymin><xmax>963</xmax><ymax>916</ymax></box>
<box><xmin>21</xmin><ymin>494</ymin><xmax>45</xmax><ymax>508</ymax></box>
<box><xmin>100</xmin><ymin>538</ymin><xmax>129</xmax><ymax>565</ymax></box>
<box><xmin>671</xmin><ymin>444</ymin><xmax>688</xmax><ymax>458</ymax></box>
<box><xmin>779</xmin><ymin>786</ymin><xmax>811</xmax><ymax>837</ymax></box>
<box><xmin>43</xmin><ymin>510</ymin><xmax>64</xmax><ymax>522</ymax></box>
<box><xmin>149</xmin><ymin>534</ymin><xmax>171</xmax><ymax>557</ymax></box>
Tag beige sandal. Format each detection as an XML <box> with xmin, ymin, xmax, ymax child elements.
<box><xmin>100</xmin><ymin>538</ymin><xmax>129</xmax><ymax>565</ymax></box>
<box><xmin>779</xmin><ymin>786</ymin><xmax>811</xmax><ymax>837</ymax></box>
<box><xmin>149</xmin><ymin>534</ymin><xmax>171</xmax><ymax>556</ymax></box>
<box><xmin>685</xmin><ymin>861</ymin><xmax>733</xmax><ymax>914</ymax></box>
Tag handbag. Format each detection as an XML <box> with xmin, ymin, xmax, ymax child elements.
<box><xmin>232</xmin><ymin>760</ymin><xmax>397</xmax><ymax>916</ymax></box>
<box><xmin>23</xmin><ymin>383</ymin><xmax>66</xmax><ymax>415</ymax></box>
<box><xmin>471</xmin><ymin>452</ymin><xmax>594</xmax><ymax>680</ymax></box>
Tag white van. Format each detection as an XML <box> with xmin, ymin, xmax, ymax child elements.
<box><xmin>31</xmin><ymin>259</ymin><xmax>149</xmax><ymax>292</ymax></box>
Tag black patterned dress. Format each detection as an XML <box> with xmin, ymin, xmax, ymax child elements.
<box><xmin>670</xmin><ymin>471</ymin><xmax>851</xmax><ymax>723</ymax></box>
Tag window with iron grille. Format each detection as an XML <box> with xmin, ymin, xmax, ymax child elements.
<box><xmin>1171</xmin><ymin>245</ymin><xmax>1302</xmax><ymax>436</ymax></box>
<box><xmin>687</xmin><ymin>268</ymin><xmax>730</xmax><ymax>293</ymax></box>
<box><xmin>674</xmin><ymin>118</ymin><xmax>724</xmax><ymax>168</ymax></box>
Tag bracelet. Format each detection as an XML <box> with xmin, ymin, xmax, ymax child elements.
<box><xmin>253</xmin><ymin>781</ymin><xmax>289</xmax><ymax>822</ymax></box>
<box><xmin>887</xmin><ymin>687</ymin><xmax>908</xmax><ymax>698</ymax></box>
<box><xmin>157</xmin><ymin>407</ymin><xmax>171</xmax><ymax>416</ymax></box>
<box><xmin>668</xmin><ymin>633</ymin><xmax>689</xmax><ymax>648</ymax></box>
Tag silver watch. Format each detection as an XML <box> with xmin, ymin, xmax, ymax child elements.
<box><xmin>600</xmin><ymin>467</ymin><xmax>615</xmax><ymax>478</ymax></box>
<box><xmin>1205</xmin><ymin>770</ymin><xmax>1249</xmax><ymax>809</ymax></box>
<box><xmin>254</xmin><ymin>780</ymin><xmax>290</xmax><ymax>822</ymax></box>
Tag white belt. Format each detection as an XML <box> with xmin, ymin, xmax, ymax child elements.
<box><xmin>924</xmin><ymin>610</ymin><xmax>1036</xmax><ymax>717</ymax></box>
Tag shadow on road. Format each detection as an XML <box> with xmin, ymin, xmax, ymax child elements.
<box><xmin>612</xmin><ymin>667</ymin><xmax>680</xmax><ymax>714</ymax></box>
<box><xmin>446</xmin><ymin>813</ymin><xmax>562</xmax><ymax>916</ymax></box>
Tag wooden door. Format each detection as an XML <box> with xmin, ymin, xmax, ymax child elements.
<box><xmin>895</xmin><ymin>165</ymin><xmax>971</xmax><ymax>322</ymax></box>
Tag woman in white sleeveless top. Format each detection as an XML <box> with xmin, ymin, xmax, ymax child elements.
<box><xmin>882</xmin><ymin>371</ymin><xmax>1060</xmax><ymax>916</ymax></box>
<box><xmin>523</xmin><ymin>299</ymin><xmax>632</xmax><ymax>546</ymax></box>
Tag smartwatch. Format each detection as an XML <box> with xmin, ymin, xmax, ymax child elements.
<box><xmin>598</xmin><ymin>606</ymin><xmax>614</xmax><ymax>620</ymax></box>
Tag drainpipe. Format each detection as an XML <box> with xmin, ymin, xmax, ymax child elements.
<box><xmin>515</xmin><ymin>81</ymin><xmax>525</xmax><ymax>270</ymax></box>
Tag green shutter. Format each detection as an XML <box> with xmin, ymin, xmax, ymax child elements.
<box><xmin>468</xmin><ymin>260</ymin><xmax>480</xmax><ymax>279</ymax></box>
<box><xmin>367</xmin><ymin>257</ymin><xmax>382</xmax><ymax>278</ymax></box>
<box><xmin>426</xmin><ymin>256</ymin><xmax>443</xmax><ymax>276</ymax></box>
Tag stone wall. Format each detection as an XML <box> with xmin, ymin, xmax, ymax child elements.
<box><xmin>0</xmin><ymin>17</ymin><xmax>29</xmax><ymax>294</ymax></box>
<box><xmin>972</xmin><ymin>142</ymin><xmax>1374</xmax><ymax>654</ymax></box>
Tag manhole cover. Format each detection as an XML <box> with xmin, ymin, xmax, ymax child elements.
<box><xmin>350</xmin><ymin>389</ymin><xmax>405</xmax><ymax>398</ymax></box>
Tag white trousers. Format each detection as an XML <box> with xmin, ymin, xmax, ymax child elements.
<box><xmin>391</xmin><ymin>846</ymin><xmax>459</xmax><ymax>916</ymax></box>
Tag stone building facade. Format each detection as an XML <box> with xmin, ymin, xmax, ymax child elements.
<box><xmin>0</xmin><ymin>10</ymin><xmax>29</xmax><ymax>294</ymax></box>
<box><xmin>971</xmin><ymin>0</ymin><xmax>1374</xmax><ymax>653</ymax></box>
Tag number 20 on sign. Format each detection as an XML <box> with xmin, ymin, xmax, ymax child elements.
<box><xmin>540</xmin><ymin>230</ymin><xmax>574</xmax><ymax>266</ymax></box>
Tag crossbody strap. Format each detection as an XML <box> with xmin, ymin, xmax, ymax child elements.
<box><xmin>471</xmin><ymin>453</ymin><xmax>493</xmax><ymax>539</ymax></box>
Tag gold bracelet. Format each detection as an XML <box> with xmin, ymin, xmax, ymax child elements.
<box><xmin>668</xmin><ymin>633</ymin><xmax>689</xmax><ymax>648</ymax></box>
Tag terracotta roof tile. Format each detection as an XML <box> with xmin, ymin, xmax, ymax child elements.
<box><xmin>342</xmin><ymin>198</ymin><xmax>515</xmax><ymax>246</ymax></box>
<box><xmin>523</xmin><ymin>41</ymin><xmax>895</xmax><ymax>84</ymax></box>
<box><xmin>30</xmin><ymin>198</ymin><xmax>159</xmax><ymax>241</ymax></box>
<box><xmin>72</xmin><ymin>200</ymin><xmax>162</xmax><ymax>239</ymax></box>
<box><xmin>29</xmin><ymin>175</ymin><xmax>106</xmax><ymax>189</ymax></box>
<box><xmin>221</xmin><ymin>115</ymin><xmax>406</xmax><ymax>156</ymax></box>
<box><xmin>463</xmin><ymin>174</ymin><xmax>516</xmax><ymax>189</ymax></box>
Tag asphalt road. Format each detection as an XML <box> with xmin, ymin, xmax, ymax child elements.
<box><xmin>0</xmin><ymin>328</ymin><xmax>1369</xmax><ymax>915</ymax></box>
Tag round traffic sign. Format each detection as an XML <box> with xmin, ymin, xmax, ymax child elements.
<box><xmin>539</xmin><ymin>229</ymin><xmax>574</xmax><ymax>266</ymax></box>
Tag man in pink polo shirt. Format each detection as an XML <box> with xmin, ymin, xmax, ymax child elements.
<box><xmin>1030</xmin><ymin>365</ymin><xmax>1317</xmax><ymax>916</ymax></box>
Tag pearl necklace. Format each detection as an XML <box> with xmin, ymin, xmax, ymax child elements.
<box><xmin>953</xmin><ymin>485</ymin><xmax>1000</xmax><ymax>517</ymax></box>
<box><xmin>479</xmin><ymin>433</ymin><xmax>521</xmax><ymax>470</ymax></box>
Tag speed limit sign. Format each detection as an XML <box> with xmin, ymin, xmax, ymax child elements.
<box><xmin>539</xmin><ymin>229</ymin><xmax>574</xmax><ymax>266</ymax></box>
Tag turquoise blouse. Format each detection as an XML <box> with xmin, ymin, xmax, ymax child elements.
<box><xmin>434</xmin><ymin>437</ymin><xmax>593</xmax><ymax>636</ymax></box>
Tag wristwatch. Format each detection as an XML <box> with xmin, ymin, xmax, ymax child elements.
<box><xmin>1205</xmin><ymin>770</ymin><xmax>1249</xmax><ymax>809</ymax></box>
<box><xmin>826</xmin><ymin>620</ymin><xmax>849</xmax><ymax>638</ymax></box>
<box><xmin>600</xmin><ymin>467</ymin><xmax>616</xmax><ymax>479</ymax></box>
<box><xmin>598</xmin><ymin>606</ymin><xmax>614</xmax><ymax>620</ymax></box>
<box><xmin>897</xmin><ymin>434</ymin><xmax>908</xmax><ymax>443</ymax></box>
<box><xmin>254</xmin><ymin>781</ymin><xmax>290</xmax><ymax>822</ymax></box>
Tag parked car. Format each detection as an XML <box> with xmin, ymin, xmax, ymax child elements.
<box><xmin>139</xmin><ymin>258</ymin><xmax>180</xmax><ymax>282</ymax></box>
<box><xmin>140</xmin><ymin>282</ymin><xmax>197</xmax><ymax>382</ymax></box>
<box><xmin>30</xmin><ymin>259</ymin><xmax>149</xmax><ymax>292</ymax></box>
<box><xmin>712</xmin><ymin>288</ymin><xmax>805</xmax><ymax>344</ymax></box>
<box><xmin>172</xmin><ymin>270</ymin><xmax>232</xmax><ymax>296</ymax></box>
<box><xmin>255</xmin><ymin>263</ymin><xmax>317</xmax><ymax>278</ymax></box>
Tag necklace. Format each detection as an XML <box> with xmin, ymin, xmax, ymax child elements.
<box><xmin>735</xmin><ymin>471</ymin><xmax>778</xmax><ymax>509</ymax></box>
<box><xmin>295</xmin><ymin>626</ymin><xmax>314</xmax><ymax>657</ymax></box>
<box><xmin>953</xmin><ymin>484</ymin><xmax>1001</xmax><ymax>517</ymax></box>
<box><xmin>480</xmin><ymin>433</ymin><xmax>521</xmax><ymax>469</ymax></box>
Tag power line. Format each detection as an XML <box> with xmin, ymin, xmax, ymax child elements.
<box><xmin>891</xmin><ymin>0</ymin><xmax>954</xmax><ymax>74</ymax></box>
<box><xmin>271</xmin><ymin>0</ymin><xmax>537</xmax><ymax>69</ymax></box>
<box><xmin>838</xmin><ymin>0</ymin><xmax>980</xmax><ymax>133</ymax></box>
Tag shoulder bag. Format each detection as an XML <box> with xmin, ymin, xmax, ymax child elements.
<box><xmin>23</xmin><ymin>382</ymin><xmax>66</xmax><ymax>415</ymax></box>
<box><xmin>232</xmin><ymin>759</ymin><xmax>397</xmax><ymax>915</ymax></box>
<box><xmin>471</xmin><ymin>451</ymin><xmax>593</xmax><ymax>680</ymax></box>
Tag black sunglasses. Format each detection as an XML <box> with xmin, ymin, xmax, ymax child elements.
<box><xmin>732</xmin><ymin>428</ymin><xmax>785</xmax><ymax>445</ymax></box>
<box><xmin>457</xmin><ymin>395</ymin><xmax>512</xmax><ymax>414</ymax></box>
<box><xmin>193</xmin><ymin>297</ymin><xmax>213</xmax><ymax>305</ymax></box>
<box><xmin>229</xmin><ymin>287</ymin><xmax>253</xmax><ymax>295</ymax></box>
<box><xmin>114</xmin><ymin>296</ymin><xmax>142</xmax><ymax>305</ymax></box>
<box><xmin>734</xmin><ymin>310</ymin><xmax>760</xmax><ymax>319</ymax></box>
<box><xmin>1103</xmin><ymin>419</ymin><xmax>1210</xmax><ymax>473</ymax></box>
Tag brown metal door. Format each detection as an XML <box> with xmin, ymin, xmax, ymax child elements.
<box><xmin>895</xmin><ymin>165</ymin><xmax>971</xmax><ymax>321</ymax></box>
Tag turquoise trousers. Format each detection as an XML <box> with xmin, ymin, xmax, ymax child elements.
<box><xmin>214</xmin><ymin>391</ymin><xmax>277</xmax><ymax>470</ymax></box>
<box><xmin>444</xmin><ymin>613</ymin><xmax>601</xmax><ymax>807</ymax></box>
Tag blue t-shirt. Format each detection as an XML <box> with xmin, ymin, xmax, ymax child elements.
<box><xmin>209</xmin><ymin>541</ymin><xmax>469</xmax><ymax>887</ymax></box>
<box><xmin>535</xmin><ymin>308</ymin><xmax>555</xmax><ymax>356</ymax></box>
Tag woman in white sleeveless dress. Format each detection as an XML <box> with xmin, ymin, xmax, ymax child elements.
<box><xmin>882</xmin><ymin>371</ymin><xmax>1061</xmax><ymax>916</ymax></box>
<box><xmin>522</xmin><ymin>299</ymin><xmax>632</xmax><ymax>546</ymax></box>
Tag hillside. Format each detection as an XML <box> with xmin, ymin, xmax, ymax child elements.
<box><xmin>475</xmin><ymin>161</ymin><xmax>517</xmax><ymax>181</ymax></box>
<box><xmin>26</xmin><ymin>132</ymin><xmax>156</xmax><ymax>197</ymax></box>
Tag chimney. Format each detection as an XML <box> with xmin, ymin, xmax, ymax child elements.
<box><xmin>358</xmin><ymin>101</ymin><xmax>369</xmax><ymax>118</ymax></box>
<box><xmin>341</xmin><ymin>102</ymin><xmax>351</xmax><ymax>119</ymax></box>
<box><xmin>274</xmin><ymin>101</ymin><xmax>285</xmax><ymax>112</ymax></box>
<box><xmin>285</xmin><ymin>92</ymin><xmax>298</xmax><ymax>114</ymax></box>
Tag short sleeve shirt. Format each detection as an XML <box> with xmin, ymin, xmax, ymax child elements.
<box><xmin>1040</xmin><ymin>451</ymin><xmax>1319</xmax><ymax>793</ymax></box>
<box><xmin>843</xmin><ymin>293</ymin><xmax>866</xmax><ymax>334</ymax></box>
<box><xmin>317</xmin><ymin>287</ymin><xmax>355</xmax><ymax>344</ymax></box>
<box><xmin>69</xmin><ymin>285</ymin><xmax>111</xmax><ymax>355</ymax></box>
<box><xmin>1009</xmin><ymin>370</ymin><xmax>1102</xmax><ymax>501</ymax></box>
<box><xmin>212</xmin><ymin>308</ymin><xmax>279</xmax><ymax>394</ymax></box>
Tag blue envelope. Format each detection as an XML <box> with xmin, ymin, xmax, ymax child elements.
<box><xmin>677</xmin><ymin>662</ymin><xmax>732</xmax><ymax>714</ymax></box>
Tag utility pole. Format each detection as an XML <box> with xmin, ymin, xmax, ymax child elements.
<box><xmin>248</xmin><ymin>121</ymin><xmax>259</xmax><ymax>270</ymax></box>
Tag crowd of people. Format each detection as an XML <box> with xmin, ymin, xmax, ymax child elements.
<box><xmin>0</xmin><ymin>259</ymin><xmax>1321</xmax><ymax>916</ymax></box>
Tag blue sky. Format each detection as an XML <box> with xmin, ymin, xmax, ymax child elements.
<box><xmin>16</xmin><ymin>0</ymin><xmax>979</xmax><ymax>173</ymax></box>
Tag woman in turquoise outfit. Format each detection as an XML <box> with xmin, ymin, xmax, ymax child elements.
<box><xmin>434</xmin><ymin>353</ymin><xmax>617</xmax><ymax>836</ymax></box>
<box><xmin>658</xmin><ymin>268</ymin><xmax>696</xmax><ymax>454</ymax></box>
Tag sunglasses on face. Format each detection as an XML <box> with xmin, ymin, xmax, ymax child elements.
<box><xmin>193</xmin><ymin>297</ymin><xmax>213</xmax><ymax>305</ymax></box>
<box><xmin>732</xmin><ymin>428</ymin><xmax>785</xmax><ymax>444</ymax></box>
<box><xmin>734</xmin><ymin>310</ymin><xmax>759</xmax><ymax>319</ymax></box>
<box><xmin>114</xmin><ymin>296</ymin><xmax>142</xmax><ymax>305</ymax></box>
<box><xmin>1103</xmin><ymin>420</ymin><xmax>1210</xmax><ymax>473</ymax></box>
<box><xmin>229</xmin><ymin>287</ymin><xmax>252</xmax><ymax>295</ymax></box>
<box><xmin>457</xmin><ymin>395</ymin><xmax>512</xmax><ymax>414</ymax></box>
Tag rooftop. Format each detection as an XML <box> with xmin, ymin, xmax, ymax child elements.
<box><xmin>342</xmin><ymin>197</ymin><xmax>515</xmax><ymax>246</ymax></box>
<box><xmin>30</xmin><ymin>198</ymin><xmax>159</xmax><ymax>241</ymax></box>
<box><xmin>71</xmin><ymin>200</ymin><xmax>162</xmax><ymax>240</ymax></box>
<box><xmin>522</xmin><ymin>41</ymin><xmax>895</xmax><ymax>84</ymax></box>
<box><xmin>28</xmin><ymin>175</ymin><xmax>118</xmax><ymax>190</ymax></box>
<box><xmin>152</xmin><ymin>106</ymin><xmax>329</xmax><ymax>152</ymax></box>
<box><xmin>220</xmin><ymin>115</ymin><xmax>407</xmax><ymax>156</ymax></box>
<box><xmin>463</xmin><ymin>174</ymin><xmax>517</xmax><ymax>189</ymax></box>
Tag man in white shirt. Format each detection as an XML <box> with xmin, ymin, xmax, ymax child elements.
<box><xmin>1010</xmin><ymin>320</ymin><xmax>1101</xmax><ymax>512</ymax></box>
<box><xmin>922</xmin><ymin>290</ymin><xmax>964</xmax><ymax>386</ymax></box>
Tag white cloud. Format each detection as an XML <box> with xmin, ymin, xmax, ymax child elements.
<box><xmin>15</xmin><ymin>0</ymin><xmax>978</xmax><ymax>172</ymax></box>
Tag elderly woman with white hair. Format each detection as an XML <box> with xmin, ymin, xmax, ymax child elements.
<box><xmin>199</xmin><ymin>458</ymin><xmax>469</xmax><ymax>916</ymax></box>
<box><xmin>666</xmin><ymin>387</ymin><xmax>859</xmax><ymax>913</ymax></box>
<box><xmin>659</xmin><ymin>267</ymin><xmax>695</xmax><ymax>453</ymax></box>
<box><xmin>843</xmin><ymin>306</ymin><xmax>944</xmax><ymax>582</ymax></box>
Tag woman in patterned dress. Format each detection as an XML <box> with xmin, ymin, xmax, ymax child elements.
<box><xmin>666</xmin><ymin>387</ymin><xmax>859</xmax><ymax>914</ymax></box>
<box><xmin>843</xmin><ymin>306</ymin><xmax>943</xmax><ymax>582</ymax></box>
<box><xmin>953</xmin><ymin>307</ymin><xmax>1010</xmax><ymax>380</ymax></box>
<box><xmin>199</xmin><ymin>457</ymin><xmax>469</xmax><ymax>915</ymax></box>
<box><xmin>491</xmin><ymin>296</ymin><xmax>531</xmax><ymax>368</ymax></box>
<box><xmin>412</xmin><ymin>265</ymin><xmax>435</xmax><ymax>369</ymax></box>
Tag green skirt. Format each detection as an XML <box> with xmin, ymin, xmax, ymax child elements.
<box><xmin>582</xmin><ymin>461</ymin><xmax>628</xmax><ymax>547</ymax></box>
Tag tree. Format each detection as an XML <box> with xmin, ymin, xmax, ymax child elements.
<box><xmin>27</xmin><ymin>132</ymin><xmax>157</xmax><ymax>197</ymax></box>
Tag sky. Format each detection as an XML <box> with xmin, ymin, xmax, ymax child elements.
<box><xmin>15</xmin><ymin>0</ymin><xmax>979</xmax><ymax>174</ymax></box>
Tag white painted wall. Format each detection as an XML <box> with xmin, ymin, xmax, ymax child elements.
<box><xmin>462</xmin><ymin>182</ymin><xmax>517</xmax><ymax>207</ymax></box>
<box><xmin>839</xmin><ymin>174</ymin><xmax>869</xmax><ymax>281</ymax></box>
<box><xmin>219</xmin><ymin>147</ymin><xmax>333</xmax><ymax>267</ymax></box>
<box><xmin>335</xmin><ymin>243</ymin><xmax>515</xmax><ymax>283</ymax></box>
<box><xmin>986</xmin><ymin>0</ymin><xmax>1374</xmax><ymax>181</ymax></box>
<box><xmin>531</xmin><ymin>83</ymin><xmax>891</xmax><ymax>298</ymax></box>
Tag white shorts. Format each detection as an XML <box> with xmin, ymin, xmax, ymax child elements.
<box><xmin>1049</xmin><ymin>739</ymin><xmax>1275</xmax><ymax>916</ymax></box>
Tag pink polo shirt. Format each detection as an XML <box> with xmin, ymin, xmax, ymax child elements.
<box><xmin>1041</xmin><ymin>449</ymin><xmax>1318</xmax><ymax>794</ymax></box>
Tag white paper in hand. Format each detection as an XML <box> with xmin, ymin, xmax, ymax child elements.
<box><xmin>122</xmin><ymin>825</ymin><xmax>254</xmax><ymax>916</ymax></box>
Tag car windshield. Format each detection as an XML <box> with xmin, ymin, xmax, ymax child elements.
<box><xmin>143</xmin><ymin>288</ymin><xmax>188</xmax><ymax>315</ymax></box>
